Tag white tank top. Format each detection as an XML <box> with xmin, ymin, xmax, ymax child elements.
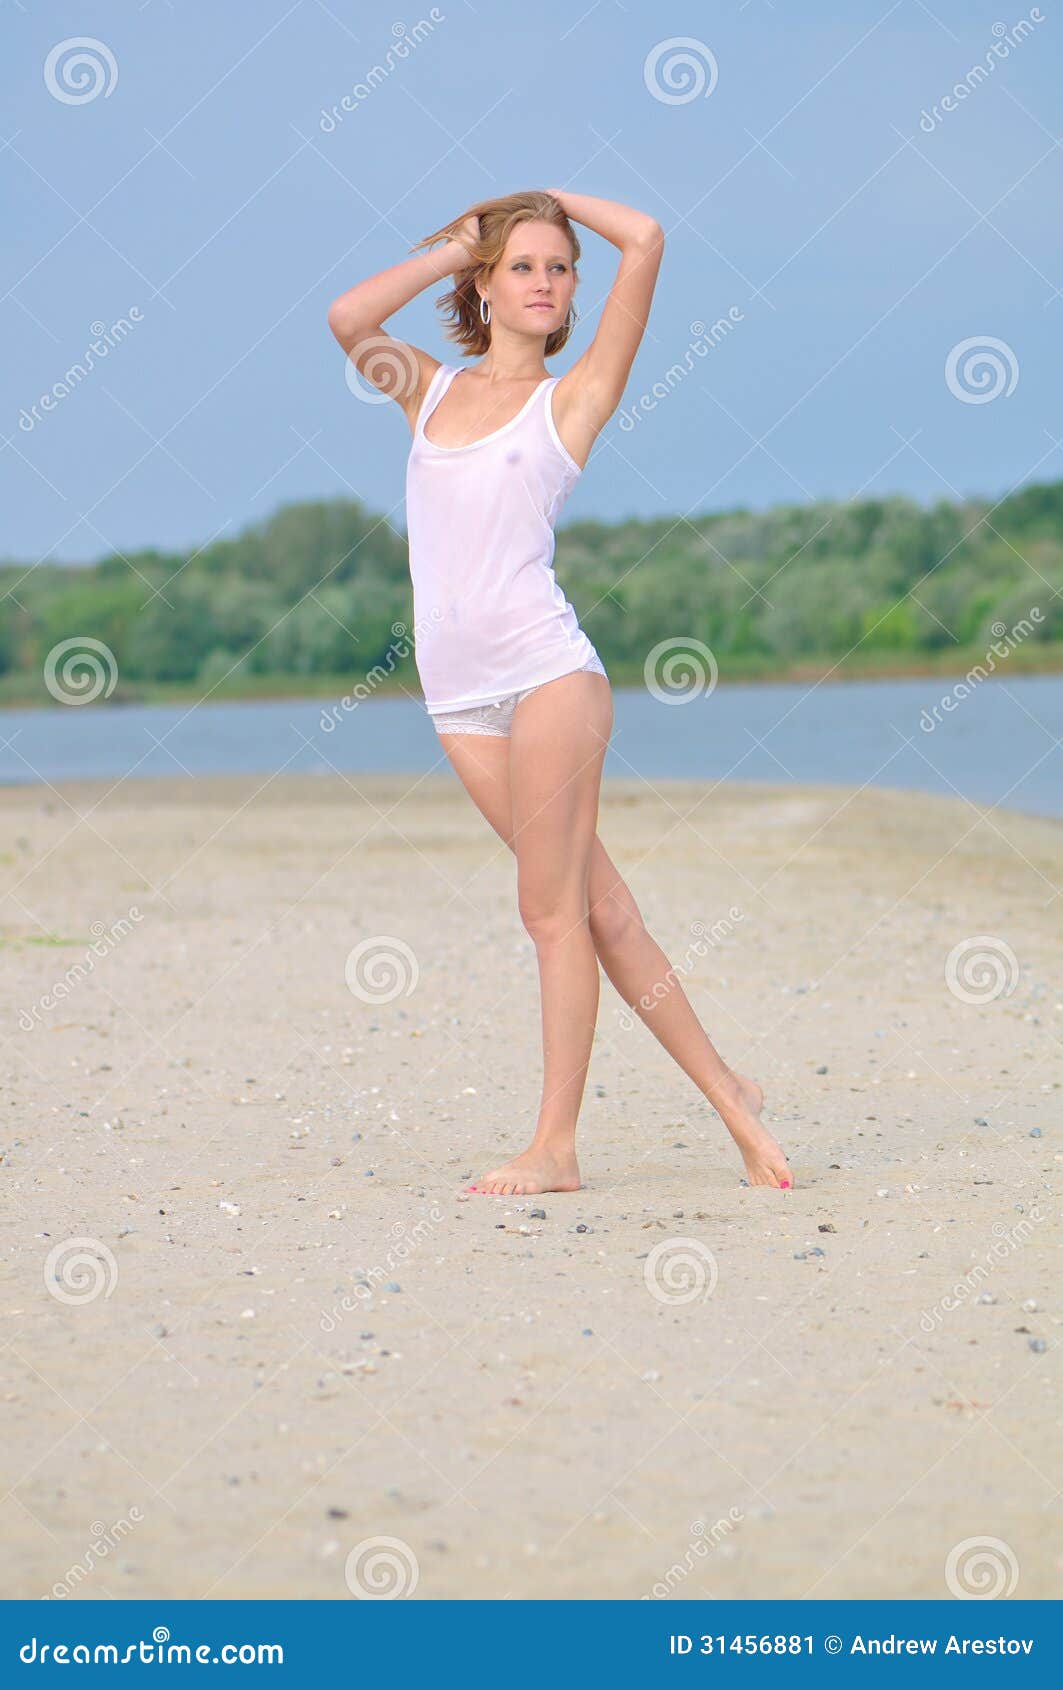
<box><xmin>404</xmin><ymin>362</ymin><xmax>596</xmax><ymax>713</ymax></box>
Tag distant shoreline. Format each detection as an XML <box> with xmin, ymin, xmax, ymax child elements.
<box><xmin>2</xmin><ymin>641</ymin><xmax>1062</xmax><ymax>710</ymax></box>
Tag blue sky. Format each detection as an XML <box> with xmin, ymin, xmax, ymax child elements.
<box><xmin>1</xmin><ymin>0</ymin><xmax>1058</xmax><ymax>567</ymax></box>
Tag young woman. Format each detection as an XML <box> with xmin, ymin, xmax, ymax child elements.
<box><xmin>327</xmin><ymin>189</ymin><xmax>792</xmax><ymax>1197</ymax></box>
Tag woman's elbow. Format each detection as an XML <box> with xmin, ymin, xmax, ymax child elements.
<box><xmin>327</xmin><ymin>298</ymin><xmax>357</xmax><ymax>336</ymax></box>
<box><xmin>327</xmin><ymin>299</ymin><xmax>373</xmax><ymax>351</ymax></box>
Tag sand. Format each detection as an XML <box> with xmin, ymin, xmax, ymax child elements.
<box><xmin>1</xmin><ymin>770</ymin><xmax>1060</xmax><ymax>1600</ymax></box>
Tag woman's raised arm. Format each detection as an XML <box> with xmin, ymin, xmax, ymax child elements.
<box><xmin>547</xmin><ymin>190</ymin><xmax>665</xmax><ymax>459</ymax></box>
<box><xmin>326</xmin><ymin>218</ymin><xmax>479</xmax><ymax>412</ymax></box>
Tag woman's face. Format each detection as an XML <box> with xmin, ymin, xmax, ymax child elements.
<box><xmin>482</xmin><ymin>221</ymin><xmax>576</xmax><ymax>336</ymax></box>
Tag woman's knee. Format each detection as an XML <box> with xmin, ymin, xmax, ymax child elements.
<box><xmin>588</xmin><ymin>889</ymin><xmax>643</xmax><ymax>949</ymax></box>
<box><xmin>587</xmin><ymin>846</ymin><xmax>646</xmax><ymax>949</ymax></box>
<box><xmin>517</xmin><ymin>885</ymin><xmax>589</xmax><ymax>945</ymax></box>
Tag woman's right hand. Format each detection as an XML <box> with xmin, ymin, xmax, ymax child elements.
<box><xmin>451</xmin><ymin>213</ymin><xmax>480</xmax><ymax>267</ymax></box>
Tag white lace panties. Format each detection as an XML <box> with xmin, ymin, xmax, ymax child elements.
<box><xmin>430</xmin><ymin>652</ymin><xmax>607</xmax><ymax>737</ymax></box>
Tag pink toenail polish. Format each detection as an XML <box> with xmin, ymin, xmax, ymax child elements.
<box><xmin>780</xmin><ymin>1179</ymin><xmax>791</xmax><ymax>1188</ymax></box>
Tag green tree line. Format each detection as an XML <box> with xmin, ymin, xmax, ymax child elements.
<box><xmin>2</xmin><ymin>482</ymin><xmax>1060</xmax><ymax>701</ymax></box>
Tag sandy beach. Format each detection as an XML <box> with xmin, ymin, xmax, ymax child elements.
<box><xmin>2</xmin><ymin>770</ymin><xmax>1060</xmax><ymax>1601</ymax></box>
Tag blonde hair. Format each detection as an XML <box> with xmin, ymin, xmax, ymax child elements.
<box><xmin>410</xmin><ymin>189</ymin><xmax>580</xmax><ymax>358</ymax></box>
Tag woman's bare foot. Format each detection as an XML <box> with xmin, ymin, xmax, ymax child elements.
<box><xmin>467</xmin><ymin>1142</ymin><xmax>581</xmax><ymax>1197</ymax></box>
<box><xmin>708</xmin><ymin>1072</ymin><xmax>793</xmax><ymax>1188</ymax></box>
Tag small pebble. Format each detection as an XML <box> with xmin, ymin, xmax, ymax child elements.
<box><xmin>384</xmin><ymin>1281</ymin><xmax>401</xmax><ymax>1293</ymax></box>
<box><xmin>1029</xmin><ymin>1338</ymin><xmax>1046</xmax><ymax>1354</ymax></box>
<box><xmin>529</xmin><ymin>1208</ymin><xmax>546</xmax><ymax>1220</ymax></box>
<box><xmin>1030</xmin><ymin>1128</ymin><xmax>1042</xmax><ymax>1138</ymax></box>
<box><xmin>1022</xmin><ymin>1299</ymin><xmax>1038</xmax><ymax>1312</ymax></box>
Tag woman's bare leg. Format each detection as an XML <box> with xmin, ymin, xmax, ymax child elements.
<box><xmin>436</xmin><ymin>704</ymin><xmax>792</xmax><ymax>1190</ymax></box>
<box><xmin>464</xmin><ymin>669</ymin><xmax>612</xmax><ymax>1195</ymax></box>
<box><xmin>585</xmin><ymin>840</ymin><xmax>791</xmax><ymax>1187</ymax></box>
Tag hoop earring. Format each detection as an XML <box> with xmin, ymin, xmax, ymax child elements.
<box><xmin>479</xmin><ymin>295</ymin><xmax>491</xmax><ymax>325</ymax></box>
<box><xmin>565</xmin><ymin>302</ymin><xmax>579</xmax><ymax>332</ymax></box>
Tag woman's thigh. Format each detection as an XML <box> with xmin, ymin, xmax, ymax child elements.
<box><xmin>436</xmin><ymin>681</ymin><xmax>637</xmax><ymax>930</ymax></box>
<box><xmin>508</xmin><ymin>671</ymin><xmax>613</xmax><ymax>923</ymax></box>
